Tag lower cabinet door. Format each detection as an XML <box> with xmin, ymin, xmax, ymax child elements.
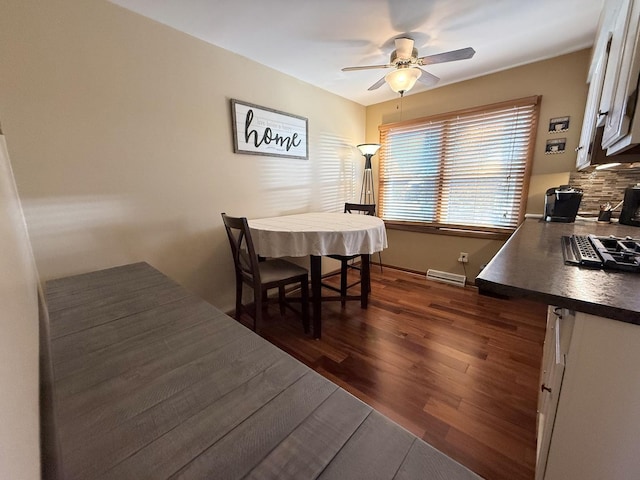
<box><xmin>545</xmin><ymin>312</ymin><xmax>640</xmax><ymax>479</ymax></box>
<box><xmin>535</xmin><ymin>307</ymin><xmax>573</xmax><ymax>480</ymax></box>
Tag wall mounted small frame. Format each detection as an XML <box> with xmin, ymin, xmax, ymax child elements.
<box><xmin>231</xmin><ymin>99</ymin><xmax>308</xmax><ymax>159</ymax></box>
<box><xmin>545</xmin><ymin>138</ymin><xmax>566</xmax><ymax>154</ymax></box>
<box><xmin>548</xmin><ymin>116</ymin><xmax>570</xmax><ymax>133</ymax></box>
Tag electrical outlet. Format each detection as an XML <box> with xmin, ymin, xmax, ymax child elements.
<box><xmin>458</xmin><ymin>252</ymin><xmax>469</xmax><ymax>263</ymax></box>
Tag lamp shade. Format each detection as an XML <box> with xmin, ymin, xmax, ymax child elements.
<box><xmin>385</xmin><ymin>67</ymin><xmax>422</xmax><ymax>94</ymax></box>
<box><xmin>357</xmin><ymin>143</ymin><xmax>381</xmax><ymax>156</ymax></box>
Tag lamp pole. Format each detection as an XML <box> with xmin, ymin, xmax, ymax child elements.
<box><xmin>357</xmin><ymin>143</ymin><xmax>380</xmax><ymax>205</ymax></box>
<box><xmin>360</xmin><ymin>154</ymin><xmax>375</xmax><ymax>204</ymax></box>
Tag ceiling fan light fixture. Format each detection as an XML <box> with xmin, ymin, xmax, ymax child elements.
<box><xmin>385</xmin><ymin>67</ymin><xmax>422</xmax><ymax>95</ymax></box>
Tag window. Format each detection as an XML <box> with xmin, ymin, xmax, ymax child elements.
<box><xmin>378</xmin><ymin>96</ymin><xmax>541</xmax><ymax>237</ymax></box>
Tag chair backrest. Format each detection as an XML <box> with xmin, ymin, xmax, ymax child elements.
<box><xmin>221</xmin><ymin>213</ymin><xmax>261</xmax><ymax>285</ymax></box>
<box><xmin>344</xmin><ymin>202</ymin><xmax>376</xmax><ymax>216</ymax></box>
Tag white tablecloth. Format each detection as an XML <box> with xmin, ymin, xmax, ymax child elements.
<box><xmin>249</xmin><ymin>212</ymin><xmax>388</xmax><ymax>258</ymax></box>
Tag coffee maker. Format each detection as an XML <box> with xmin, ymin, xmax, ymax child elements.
<box><xmin>619</xmin><ymin>185</ymin><xmax>640</xmax><ymax>226</ymax></box>
<box><xmin>544</xmin><ymin>185</ymin><xmax>583</xmax><ymax>222</ymax></box>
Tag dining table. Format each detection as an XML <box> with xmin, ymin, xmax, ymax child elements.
<box><xmin>248</xmin><ymin>212</ymin><xmax>388</xmax><ymax>338</ymax></box>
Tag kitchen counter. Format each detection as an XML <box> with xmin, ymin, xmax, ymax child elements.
<box><xmin>475</xmin><ymin>218</ymin><xmax>640</xmax><ymax>324</ymax></box>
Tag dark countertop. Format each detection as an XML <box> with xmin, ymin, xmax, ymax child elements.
<box><xmin>475</xmin><ymin>218</ymin><xmax>640</xmax><ymax>324</ymax></box>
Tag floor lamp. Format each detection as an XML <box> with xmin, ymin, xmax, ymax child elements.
<box><xmin>357</xmin><ymin>143</ymin><xmax>380</xmax><ymax>205</ymax></box>
<box><xmin>357</xmin><ymin>143</ymin><xmax>383</xmax><ymax>271</ymax></box>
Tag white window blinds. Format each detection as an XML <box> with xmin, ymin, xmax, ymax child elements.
<box><xmin>378</xmin><ymin>96</ymin><xmax>540</xmax><ymax>234</ymax></box>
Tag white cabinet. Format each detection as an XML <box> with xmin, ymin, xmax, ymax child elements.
<box><xmin>599</xmin><ymin>0</ymin><xmax>632</xmax><ymax>135</ymax></box>
<box><xmin>539</xmin><ymin>311</ymin><xmax>640</xmax><ymax>480</ymax></box>
<box><xmin>577</xmin><ymin>0</ymin><xmax>640</xmax><ymax>167</ymax></box>
<box><xmin>602</xmin><ymin>0</ymin><xmax>640</xmax><ymax>152</ymax></box>
<box><xmin>535</xmin><ymin>307</ymin><xmax>574</xmax><ymax>480</ymax></box>
<box><xmin>576</xmin><ymin>45</ymin><xmax>610</xmax><ymax>170</ymax></box>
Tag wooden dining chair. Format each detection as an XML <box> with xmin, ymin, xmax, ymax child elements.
<box><xmin>326</xmin><ymin>202</ymin><xmax>380</xmax><ymax>306</ymax></box>
<box><xmin>221</xmin><ymin>213</ymin><xmax>309</xmax><ymax>333</ymax></box>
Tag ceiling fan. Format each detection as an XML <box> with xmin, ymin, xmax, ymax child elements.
<box><xmin>342</xmin><ymin>37</ymin><xmax>475</xmax><ymax>95</ymax></box>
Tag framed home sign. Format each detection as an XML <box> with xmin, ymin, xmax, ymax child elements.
<box><xmin>231</xmin><ymin>99</ymin><xmax>308</xmax><ymax>159</ymax></box>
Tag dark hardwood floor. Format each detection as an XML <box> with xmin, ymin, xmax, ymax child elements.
<box><xmin>237</xmin><ymin>266</ymin><xmax>547</xmax><ymax>480</ymax></box>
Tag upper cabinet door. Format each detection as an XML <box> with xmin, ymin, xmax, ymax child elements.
<box><xmin>576</xmin><ymin>42</ymin><xmax>610</xmax><ymax>170</ymax></box>
<box><xmin>602</xmin><ymin>0</ymin><xmax>640</xmax><ymax>150</ymax></box>
<box><xmin>599</xmin><ymin>0</ymin><xmax>631</xmax><ymax>122</ymax></box>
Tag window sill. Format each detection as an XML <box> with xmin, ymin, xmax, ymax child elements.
<box><xmin>383</xmin><ymin>220</ymin><xmax>512</xmax><ymax>241</ymax></box>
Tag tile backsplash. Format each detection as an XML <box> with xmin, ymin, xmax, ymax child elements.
<box><xmin>568</xmin><ymin>167</ymin><xmax>640</xmax><ymax>214</ymax></box>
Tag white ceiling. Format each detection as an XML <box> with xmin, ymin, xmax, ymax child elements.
<box><xmin>109</xmin><ymin>0</ymin><xmax>605</xmax><ymax>106</ymax></box>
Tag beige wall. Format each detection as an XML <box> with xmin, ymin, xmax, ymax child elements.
<box><xmin>0</xmin><ymin>134</ymin><xmax>41</xmax><ymax>479</ymax></box>
<box><xmin>365</xmin><ymin>50</ymin><xmax>589</xmax><ymax>279</ymax></box>
<box><xmin>0</xmin><ymin>0</ymin><xmax>366</xmax><ymax>311</ymax></box>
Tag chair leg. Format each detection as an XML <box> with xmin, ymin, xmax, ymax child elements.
<box><xmin>235</xmin><ymin>278</ymin><xmax>243</xmax><ymax>321</ymax></box>
<box><xmin>300</xmin><ymin>278</ymin><xmax>310</xmax><ymax>334</ymax></box>
<box><xmin>254</xmin><ymin>288</ymin><xmax>262</xmax><ymax>332</ymax></box>
<box><xmin>279</xmin><ymin>286</ymin><xmax>286</xmax><ymax>315</ymax></box>
<box><xmin>378</xmin><ymin>251</ymin><xmax>383</xmax><ymax>273</ymax></box>
<box><xmin>340</xmin><ymin>260</ymin><xmax>348</xmax><ymax>307</ymax></box>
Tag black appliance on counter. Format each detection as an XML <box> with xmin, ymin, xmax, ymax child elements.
<box><xmin>619</xmin><ymin>185</ymin><xmax>640</xmax><ymax>227</ymax></box>
<box><xmin>562</xmin><ymin>234</ymin><xmax>640</xmax><ymax>272</ymax></box>
<box><xmin>544</xmin><ymin>185</ymin><xmax>583</xmax><ymax>222</ymax></box>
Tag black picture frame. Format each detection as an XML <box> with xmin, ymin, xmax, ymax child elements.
<box><xmin>545</xmin><ymin>138</ymin><xmax>567</xmax><ymax>154</ymax></box>
<box><xmin>548</xmin><ymin>116</ymin><xmax>570</xmax><ymax>133</ymax></box>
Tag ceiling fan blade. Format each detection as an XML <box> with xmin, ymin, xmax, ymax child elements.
<box><xmin>394</xmin><ymin>37</ymin><xmax>415</xmax><ymax>59</ymax></box>
<box><xmin>367</xmin><ymin>76</ymin><xmax>387</xmax><ymax>91</ymax></box>
<box><xmin>418</xmin><ymin>47</ymin><xmax>476</xmax><ymax>66</ymax></box>
<box><xmin>416</xmin><ymin>68</ymin><xmax>440</xmax><ymax>86</ymax></box>
<box><xmin>342</xmin><ymin>64</ymin><xmax>392</xmax><ymax>72</ymax></box>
